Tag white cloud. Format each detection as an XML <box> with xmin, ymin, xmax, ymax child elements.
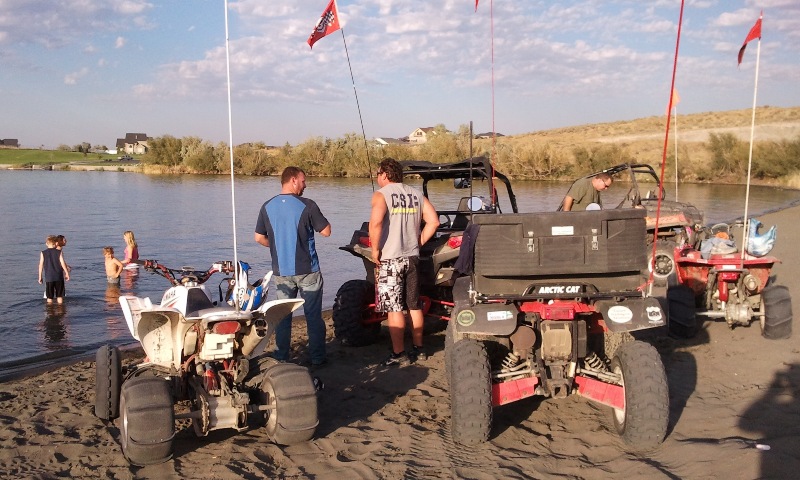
<box><xmin>64</xmin><ymin>67</ymin><xmax>89</xmax><ymax>85</ymax></box>
<box><xmin>115</xmin><ymin>36</ymin><xmax>126</xmax><ymax>48</ymax></box>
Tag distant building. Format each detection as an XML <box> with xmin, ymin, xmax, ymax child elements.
<box><xmin>475</xmin><ymin>132</ymin><xmax>505</xmax><ymax>139</ymax></box>
<box><xmin>407</xmin><ymin>127</ymin><xmax>436</xmax><ymax>144</ymax></box>
<box><xmin>373</xmin><ymin>137</ymin><xmax>408</xmax><ymax>147</ymax></box>
<box><xmin>115</xmin><ymin>133</ymin><xmax>149</xmax><ymax>155</ymax></box>
<box><xmin>1</xmin><ymin>139</ymin><xmax>20</xmax><ymax>148</ymax></box>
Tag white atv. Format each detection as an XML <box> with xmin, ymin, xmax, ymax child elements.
<box><xmin>94</xmin><ymin>260</ymin><xmax>318</xmax><ymax>466</ymax></box>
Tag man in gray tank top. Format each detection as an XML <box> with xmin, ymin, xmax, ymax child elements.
<box><xmin>369</xmin><ymin>158</ymin><xmax>439</xmax><ymax>366</ymax></box>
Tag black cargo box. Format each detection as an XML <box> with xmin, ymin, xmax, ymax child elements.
<box><xmin>472</xmin><ymin>208</ymin><xmax>647</xmax><ymax>295</ymax></box>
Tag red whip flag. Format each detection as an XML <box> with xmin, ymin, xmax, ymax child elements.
<box><xmin>307</xmin><ymin>0</ymin><xmax>341</xmax><ymax>49</ymax></box>
<box><xmin>737</xmin><ymin>14</ymin><xmax>762</xmax><ymax>65</ymax></box>
<box><xmin>475</xmin><ymin>0</ymin><xmax>479</xmax><ymax>11</ymax></box>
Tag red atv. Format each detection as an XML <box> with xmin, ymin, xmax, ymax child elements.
<box><xmin>667</xmin><ymin>221</ymin><xmax>792</xmax><ymax>339</ymax></box>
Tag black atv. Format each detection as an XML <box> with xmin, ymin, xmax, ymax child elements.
<box><xmin>446</xmin><ymin>207</ymin><xmax>669</xmax><ymax>452</ymax></box>
<box><xmin>332</xmin><ymin>156</ymin><xmax>518</xmax><ymax>347</ymax></box>
<box><xmin>559</xmin><ymin>163</ymin><xmax>704</xmax><ymax>286</ymax></box>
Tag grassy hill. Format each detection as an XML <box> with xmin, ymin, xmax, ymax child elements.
<box><xmin>475</xmin><ymin>105</ymin><xmax>800</xmax><ymax>186</ymax></box>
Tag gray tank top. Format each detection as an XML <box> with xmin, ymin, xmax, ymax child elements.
<box><xmin>377</xmin><ymin>182</ymin><xmax>423</xmax><ymax>259</ymax></box>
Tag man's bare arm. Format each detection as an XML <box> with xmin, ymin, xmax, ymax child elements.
<box><xmin>254</xmin><ymin>232</ymin><xmax>270</xmax><ymax>248</ymax></box>
<box><xmin>420</xmin><ymin>197</ymin><xmax>440</xmax><ymax>246</ymax></box>
<box><xmin>368</xmin><ymin>191</ymin><xmax>387</xmax><ymax>264</ymax></box>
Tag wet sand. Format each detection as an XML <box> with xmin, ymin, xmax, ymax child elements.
<box><xmin>1</xmin><ymin>205</ymin><xmax>798</xmax><ymax>479</ymax></box>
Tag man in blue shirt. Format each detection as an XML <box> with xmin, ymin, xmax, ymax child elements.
<box><xmin>255</xmin><ymin>167</ymin><xmax>331</xmax><ymax>367</ymax></box>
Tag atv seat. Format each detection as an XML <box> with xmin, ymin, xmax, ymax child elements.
<box><xmin>184</xmin><ymin>288</ymin><xmax>215</xmax><ymax>318</ymax></box>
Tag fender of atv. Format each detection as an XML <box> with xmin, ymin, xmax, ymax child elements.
<box><xmin>593</xmin><ymin>296</ymin><xmax>665</xmax><ymax>332</ymax></box>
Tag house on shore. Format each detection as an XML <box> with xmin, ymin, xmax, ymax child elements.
<box><xmin>115</xmin><ymin>133</ymin><xmax>149</xmax><ymax>155</ymax></box>
<box><xmin>373</xmin><ymin>137</ymin><xmax>408</xmax><ymax>147</ymax></box>
<box><xmin>1</xmin><ymin>139</ymin><xmax>20</xmax><ymax>148</ymax></box>
<box><xmin>407</xmin><ymin>127</ymin><xmax>436</xmax><ymax>144</ymax></box>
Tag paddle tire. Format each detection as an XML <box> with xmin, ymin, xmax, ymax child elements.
<box><xmin>449</xmin><ymin>339</ymin><xmax>493</xmax><ymax>446</ymax></box>
<box><xmin>94</xmin><ymin>344</ymin><xmax>121</xmax><ymax>420</ymax></box>
<box><xmin>119</xmin><ymin>376</ymin><xmax>175</xmax><ymax>466</ymax></box>
<box><xmin>260</xmin><ymin>363</ymin><xmax>318</xmax><ymax>445</ymax></box>
<box><xmin>648</xmin><ymin>240</ymin><xmax>677</xmax><ymax>287</ymax></box>
<box><xmin>333</xmin><ymin>279</ymin><xmax>382</xmax><ymax>347</ymax></box>
<box><xmin>761</xmin><ymin>285</ymin><xmax>793</xmax><ymax>339</ymax></box>
<box><xmin>667</xmin><ymin>285</ymin><xmax>698</xmax><ymax>338</ymax></box>
<box><xmin>608</xmin><ymin>341</ymin><xmax>669</xmax><ymax>452</ymax></box>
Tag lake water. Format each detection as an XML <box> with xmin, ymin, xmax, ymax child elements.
<box><xmin>1</xmin><ymin>170</ymin><xmax>798</xmax><ymax>379</ymax></box>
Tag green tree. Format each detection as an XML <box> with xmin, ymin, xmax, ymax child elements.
<box><xmin>145</xmin><ymin>135</ymin><xmax>183</xmax><ymax>167</ymax></box>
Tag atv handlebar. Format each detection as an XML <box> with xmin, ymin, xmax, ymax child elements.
<box><xmin>139</xmin><ymin>259</ymin><xmax>235</xmax><ymax>286</ymax></box>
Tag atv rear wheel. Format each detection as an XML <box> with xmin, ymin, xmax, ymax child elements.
<box><xmin>648</xmin><ymin>240</ymin><xmax>677</xmax><ymax>287</ymax></box>
<box><xmin>119</xmin><ymin>376</ymin><xmax>174</xmax><ymax>466</ymax></box>
<box><xmin>761</xmin><ymin>285</ymin><xmax>792</xmax><ymax>339</ymax></box>
<box><xmin>333</xmin><ymin>279</ymin><xmax>382</xmax><ymax>347</ymax></box>
<box><xmin>260</xmin><ymin>363</ymin><xmax>318</xmax><ymax>445</ymax></box>
<box><xmin>449</xmin><ymin>339</ymin><xmax>493</xmax><ymax>446</ymax></box>
<box><xmin>609</xmin><ymin>341</ymin><xmax>668</xmax><ymax>452</ymax></box>
<box><xmin>94</xmin><ymin>344</ymin><xmax>121</xmax><ymax>420</ymax></box>
<box><xmin>667</xmin><ymin>284</ymin><xmax>698</xmax><ymax>338</ymax></box>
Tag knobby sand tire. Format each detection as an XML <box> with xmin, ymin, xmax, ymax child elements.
<box><xmin>609</xmin><ymin>341</ymin><xmax>669</xmax><ymax>452</ymax></box>
<box><xmin>333</xmin><ymin>279</ymin><xmax>381</xmax><ymax>347</ymax></box>
<box><xmin>449</xmin><ymin>339</ymin><xmax>493</xmax><ymax>446</ymax></box>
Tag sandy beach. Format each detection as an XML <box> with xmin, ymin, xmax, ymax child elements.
<box><xmin>1</xmin><ymin>205</ymin><xmax>798</xmax><ymax>479</ymax></box>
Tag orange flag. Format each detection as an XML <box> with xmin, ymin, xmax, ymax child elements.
<box><xmin>666</xmin><ymin>88</ymin><xmax>680</xmax><ymax>115</ymax></box>
<box><xmin>307</xmin><ymin>0</ymin><xmax>341</xmax><ymax>49</ymax></box>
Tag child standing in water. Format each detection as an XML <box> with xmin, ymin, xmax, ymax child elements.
<box><xmin>38</xmin><ymin>235</ymin><xmax>70</xmax><ymax>304</ymax></box>
<box><xmin>55</xmin><ymin>234</ymin><xmax>71</xmax><ymax>273</ymax></box>
<box><xmin>122</xmin><ymin>230</ymin><xmax>139</xmax><ymax>267</ymax></box>
<box><xmin>104</xmin><ymin>246</ymin><xmax>124</xmax><ymax>284</ymax></box>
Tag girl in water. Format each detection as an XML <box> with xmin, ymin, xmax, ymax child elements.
<box><xmin>122</xmin><ymin>230</ymin><xmax>139</xmax><ymax>267</ymax></box>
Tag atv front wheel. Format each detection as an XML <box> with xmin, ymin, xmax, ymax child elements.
<box><xmin>94</xmin><ymin>344</ymin><xmax>121</xmax><ymax>420</ymax></box>
<box><xmin>761</xmin><ymin>285</ymin><xmax>792</xmax><ymax>339</ymax></box>
<box><xmin>333</xmin><ymin>279</ymin><xmax>382</xmax><ymax>347</ymax></box>
<box><xmin>648</xmin><ymin>240</ymin><xmax>677</xmax><ymax>287</ymax></box>
<box><xmin>609</xmin><ymin>341</ymin><xmax>668</xmax><ymax>452</ymax></box>
<box><xmin>260</xmin><ymin>363</ymin><xmax>318</xmax><ymax>445</ymax></box>
<box><xmin>449</xmin><ymin>339</ymin><xmax>493</xmax><ymax>446</ymax></box>
<box><xmin>119</xmin><ymin>376</ymin><xmax>175</xmax><ymax>466</ymax></box>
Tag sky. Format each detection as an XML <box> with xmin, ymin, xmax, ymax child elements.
<box><xmin>1</xmin><ymin>0</ymin><xmax>798</xmax><ymax>150</ymax></box>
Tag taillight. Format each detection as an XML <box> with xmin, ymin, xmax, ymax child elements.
<box><xmin>448</xmin><ymin>236</ymin><xmax>463</xmax><ymax>249</ymax></box>
<box><xmin>358</xmin><ymin>236</ymin><xmax>371</xmax><ymax>247</ymax></box>
<box><xmin>212</xmin><ymin>321</ymin><xmax>241</xmax><ymax>335</ymax></box>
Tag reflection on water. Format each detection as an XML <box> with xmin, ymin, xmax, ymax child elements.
<box><xmin>43</xmin><ymin>303</ymin><xmax>68</xmax><ymax>345</ymax></box>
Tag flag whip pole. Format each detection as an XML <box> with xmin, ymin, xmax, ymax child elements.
<box><xmin>339</xmin><ymin>29</ymin><xmax>374</xmax><ymax>191</ymax></box>
<box><xmin>223</xmin><ymin>0</ymin><xmax>240</xmax><ymax>309</ymax></box>
<box><xmin>741</xmin><ymin>19</ymin><xmax>762</xmax><ymax>263</ymax></box>
<box><xmin>650</xmin><ymin>0</ymin><xmax>685</xmax><ymax>289</ymax></box>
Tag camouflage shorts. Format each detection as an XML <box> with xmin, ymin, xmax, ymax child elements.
<box><xmin>375</xmin><ymin>256</ymin><xmax>420</xmax><ymax>313</ymax></box>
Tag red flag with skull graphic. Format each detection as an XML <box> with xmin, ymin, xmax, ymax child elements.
<box><xmin>308</xmin><ymin>0</ymin><xmax>341</xmax><ymax>49</ymax></box>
